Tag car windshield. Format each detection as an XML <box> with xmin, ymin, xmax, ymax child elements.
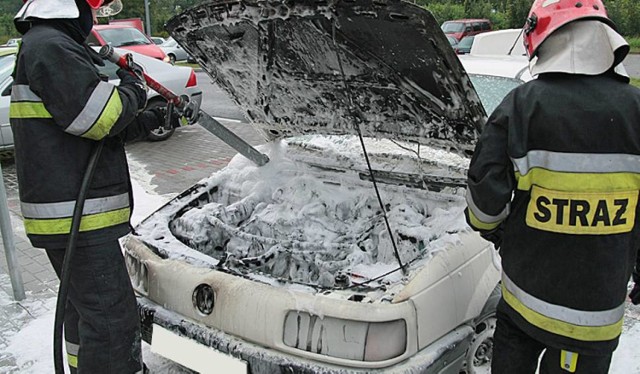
<box><xmin>458</xmin><ymin>36</ymin><xmax>474</xmax><ymax>48</ymax></box>
<box><xmin>97</xmin><ymin>28</ymin><xmax>151</xmax><ymax>47</ymax></box>
<box><xmin>469</xmin><ymin>74</ymin><xmax>522</xmax><ymax>113</ymax></box>
<box><xmin>441</xmin><ymin>22</ymin><xmax>464</xmax><ymax>33</ymax></box>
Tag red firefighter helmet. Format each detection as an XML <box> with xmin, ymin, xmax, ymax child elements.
<box><xmin>86</xmin><ymin>0</ymin><xmax>103</xmax><ymax>9</ymax></box>
<box><xmin>523</xmin><ymin>0</ymin><xmax>616</xmax><ymax>60</ymax></box>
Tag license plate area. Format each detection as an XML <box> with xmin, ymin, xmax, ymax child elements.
<box><xmin>150</xmin><ymin>324</ymin><xmax>248</xmax><ymax>373</ymax></box>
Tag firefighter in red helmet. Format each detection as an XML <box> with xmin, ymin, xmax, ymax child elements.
<box><xmin>465</xmin><ymin>0</ymin><xmax>640</xmax><ymax>372</ymax></box>
<box><xmin>11</xmin><ymin>0</ymin><xmax>178</xmax><ymax>372</ymax></box>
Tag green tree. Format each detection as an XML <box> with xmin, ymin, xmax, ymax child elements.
<box><xmin>0</xmin><ymin>0</ymin><xmax>25</xmax><ymax>41</ymax></box>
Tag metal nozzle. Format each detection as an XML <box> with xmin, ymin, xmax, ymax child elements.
<box><xmin>98</xmin><ymin>44</ymin><xmax>118</xmax><ymax>63</ymax></box>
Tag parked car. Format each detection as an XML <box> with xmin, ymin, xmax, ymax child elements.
<box><xmin>96</xmin><ymin>47</ymin><xmax>202</xmax><ymax>141</ymax></box>
<box><xmin>441</xmin><ymin>19</ymin><xmax>492</xmax><ymax>42</ymax></box>
<box><xmin>454</xmin><ymin>35</ymin><xmax>475</xmax><ymax>55</ymax></box>
<box><xmin>88</xmin><ymin>24</ymin><xmax>169</xmax><ymax>62</ymax></box>
<box><xmin>446</xmin><ymin>35</ymin><xmax>459</xmax><ymax>47</ymax></box>
<box><xmin>123</xmin><ymin>2</ymin><xmax>504</xmax><ymax>374</ymax></box>
<box><xmin>459</xmin><ymin>54</ymin><xmax>532</xmax><ymax>115</ymax></box>
<box><xmin>0</xmin><ymin>47</ymin><xmax>202</xmax><ymax>149</ymax></box>
<box><xmin>469</xmin><ymin>29</ymin><xmax>526</xmax><ymax>57</ymax></box>
<box><xmin>159</xmin><ymin>37</ymin><xmax>192</xmax><ymax>64</ymax></box>
<box><xmin>0</xmin><ymin>54</ymin><xmax>16</xmax><ymax>152</ymax></box>
<box><xmin>151</xmin><ymin>36</ymin><xmax>166</xmax><ymax>45</ymax></box>
<box><xmin>2</xmin><ymin>38</ymin><xmax>20</xmax><ymax>48</ymax></box>
<box><xmin>0</xmin><ymin>46</ymin><xmax>17</xmax><ymax>58</ymax></box>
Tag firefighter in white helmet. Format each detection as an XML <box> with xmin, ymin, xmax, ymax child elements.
<box><xmin>465</xmin><ymin>0</ymin><xmax>640</xmax><ymax>372</ymax></box>
<box><xmin>11</xmin><ymin>0</ymin><xmax>178</xmax><ymax>372</ymax></box>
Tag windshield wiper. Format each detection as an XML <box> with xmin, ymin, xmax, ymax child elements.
<box><xmin>117</xmin><ymin>41</ymin><xmax>147</xmax><ymax>47</ymax></box>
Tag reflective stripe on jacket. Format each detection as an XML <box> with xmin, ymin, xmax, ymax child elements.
<box><xmin>465</xmin><ymin>72</ymin><xmax>640</xmax><ymax>355</ymax></box>
<box><xmin>10</xmin><ymin>24</ymin><xmax>144</xmax><ymax>248</ymax></box>
<box><xmin>11</xmin><ymin>83</ymin><xmax>123</xmax><ymax>140</ymax></box>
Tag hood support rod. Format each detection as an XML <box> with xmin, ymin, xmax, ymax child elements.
<box><xmin>331</xmin><ymin>22</ymin><xmax>407</xmax><ymax>276</ymax></box>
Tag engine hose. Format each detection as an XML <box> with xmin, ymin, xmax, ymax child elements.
<box><xmin>53</xmin><ymin>140</ymin><xmax>105</xmax><ymax>374</ymax></box>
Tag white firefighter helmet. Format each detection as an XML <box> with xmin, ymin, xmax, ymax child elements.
<box><xmin>15</xmin><ymin>0</ymin><xmax>122</xmax><ymax>23</ymax></box>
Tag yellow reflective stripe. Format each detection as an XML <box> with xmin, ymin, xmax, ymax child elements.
<box><xmin>67</xmin><ymin>353</ymin><xmax>78</xmax><ymax>368</ymax></box>
<box><xmin>9</xmin><ymin>102</ymin><xmax>52</xmax><ymax>119</ymax></box>
<box><xmin>467</xmin><ymin>209</ymin><xmax>501</xmax><ymax>231</ymax></box>
<box><xmin>516</xmin><ymin>169</ymin><xmax>640</xmax><ymax>192</ymax></box>
<box><xmin>24</xmin><ymin>208</ymin><xmax>130</xmax><ymax>235</ymax></box>
<box><xmin>81</xmin><ymin>89</ymin><xmax>123</xmax><ymax>140</ymax></box>
<box><xmin>502</xmin><ymin>283</ymin><xmax>623</xmax><ymax>341</ymax></box>
<box><xmin>560</xmin><ymin>350</ymin><xmax>578</xmax><ymax>373</ymax></box>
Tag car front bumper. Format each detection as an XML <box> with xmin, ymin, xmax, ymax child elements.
<box><xmin>139</xmin><ymin>297</ymin><xmax>474</xmax><ymax>374</ymax></box>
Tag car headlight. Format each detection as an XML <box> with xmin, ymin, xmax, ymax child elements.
<box><xmin>124</xmin><ymin>252</ymin><xmax>148</xmax><ymax>295</ymax></box>
<box><xmin>283</xmin><ymin>311</ymin><xmax>406</xmax><ymax>362</ymax></box>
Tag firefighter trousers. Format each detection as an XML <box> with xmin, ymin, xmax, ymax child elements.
<box><xmin>491</xmin><ymin>300</ymin><xmax>613</xmax><ymax>373</ymax></box>
<box><xmin>46</xmin><ymin>240</ymin><xmax>142</xmax><ymax>373</ymax></box>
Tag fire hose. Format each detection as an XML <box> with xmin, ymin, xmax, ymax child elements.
<box><xmin>53</xmin><ymin>45</ymin><xmax>270</xmax><ymax>373</ymax></box>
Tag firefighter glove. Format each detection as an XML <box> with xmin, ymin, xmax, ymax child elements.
<box><xmin>117</xmin><ymin>68</ymin><xmax>147</xmax><ymax>111</ymax></box>
<box><xmin>631</xmin><ymin>269</ymin><xmax>640</xmax><ymax>305</ymax></box>
<box><xmin>150</xmin><ymin>106</ymin><xmax>185</xmax><ymax>130</ymax></box>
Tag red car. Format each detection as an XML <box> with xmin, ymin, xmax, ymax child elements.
<box><xmin>88</xmin><ymin>24</ymin><xmax>169</xmax><ymax>62</ymax></box>
<box><xmin>441</xmin><ymin>19</ymin><xmax>492</xmax><ymax>42</ymax></box>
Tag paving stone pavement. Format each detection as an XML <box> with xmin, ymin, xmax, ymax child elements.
<box><xmin>0</xmin><ymin>211</ymin><xmax>58</xmax><ymax>372</ymax></box>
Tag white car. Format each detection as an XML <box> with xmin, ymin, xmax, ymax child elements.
<box><xmin>458</xmin><ymin>54</ymin><xmax>532</xmax><ymax>115</ymax></box>
<box><xmin>0</xmin><ymin>47</ymin><xmax>203</xmax><ymax>148</ymax></box>
<box><xmin>0</xmin><ymin>54</ymin><xmax>15</xmax><ymax>153</ymax></box>
<box><xmin>125</xmin><ymin>2</ymin><xmax>502</xmax><ymax>373</ymax></box>
<box><xmin>159</xmin><ymin>37</ymin><xmax>192</xmax><ymax>64</ymax></box>
<box><xmin>468</xmin><ymin>29</ymin><xmax>527</xmax><ymax>57</ymax></box>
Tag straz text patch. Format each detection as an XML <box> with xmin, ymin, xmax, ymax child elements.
<box><xmin>526</xmin><ymin>186</ymin><xmax>638</xmax><ymax>234</ymax></box>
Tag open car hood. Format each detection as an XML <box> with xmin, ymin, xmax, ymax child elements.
<box><xmin>166</xmin><ymin>0</ymin><xmax>486</xmax><ymax>154</ymax></box>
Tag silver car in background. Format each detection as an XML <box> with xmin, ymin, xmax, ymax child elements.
<box><xmin>0</xmin><ymin>54</ymin><xmax>16</xmax><ymax>154</ymax></box>
<box><xmin>0</xmin><ymin>47</ymin><xmax>203</xmax><ymax>148</ymax></box>
<box><xmin>159</xmin><ymin>37</ymin><xmax>192</xmax><ymax>64</ymax></box>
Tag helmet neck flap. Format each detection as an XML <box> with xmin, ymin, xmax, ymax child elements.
<box><xmin>530</xmin><ymin>20</ymin><xmax>629</xmax><ymax>82</ymax></box>
<box><xmin>524</xmin><ymin>0</ymin><xmax>629</xmax><ymax>82</ymax></box>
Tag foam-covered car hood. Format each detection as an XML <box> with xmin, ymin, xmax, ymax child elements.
<box><xmin>167</xmin><ymin>0</ymin><xmax>485</xmax><ymax>155</ymax></box>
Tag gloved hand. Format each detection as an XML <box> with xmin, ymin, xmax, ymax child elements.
<box><xmin>150</xmin><ymin>106</ymin><xmax>185</xmax><ymax>130</ymax></box>
<box><xmin>117</xmin><ymin>68</ymin><xmax>147</xmax><ymax>111</ymax></box>
<box><xmin>480</xmin><ymin>225</ymin><xmax>503</xmax><ymax>251</ymax></box>
<box><xmin>630</xmin><ymin>269</ymin><xmax>640</xmax><ymax>305</ymax></box>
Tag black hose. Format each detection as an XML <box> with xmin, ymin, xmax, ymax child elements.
<box><xmin>53</xmin><ymin>140</ymin><xmax>105</xmax><ymax>374</ymax></box>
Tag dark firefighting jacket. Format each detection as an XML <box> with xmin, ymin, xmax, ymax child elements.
<box><xmin>10</xmin><ymin>23</ymin><xmax>157</xmax><ymax>248</ymax></box>
<box><xmin>465</xmin><ymin>72</ymin><xmax>640</xmax><ymax>355</ymax></box>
